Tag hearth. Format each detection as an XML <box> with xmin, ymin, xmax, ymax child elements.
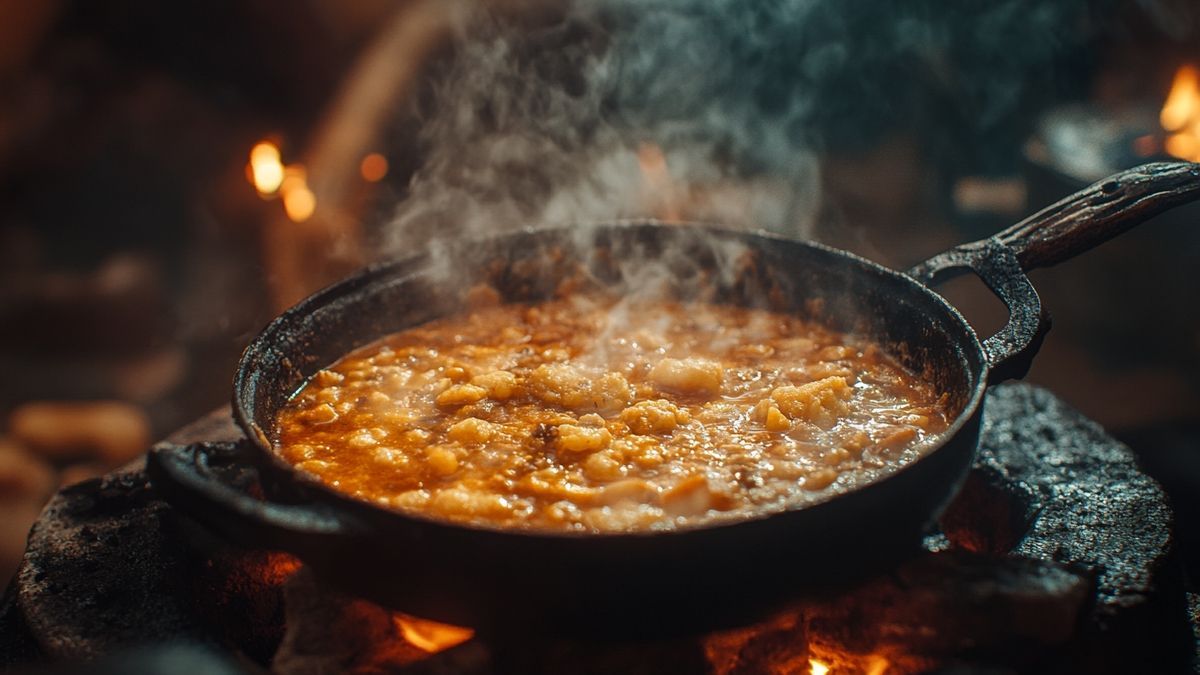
<box><xmin>2</xmin><ymin>384</ymin><xmax>1195</xmax><ymax>674</ymax></box>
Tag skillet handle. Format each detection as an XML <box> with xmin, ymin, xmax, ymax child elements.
<box><xmin>909</xmin><ymin>161</ymin><xmax>1200</xmax><ymax>383</ymax></box>
<box><xmin>147</xmin><ymin>440</ymin><xmax>363</xmax><ymax>553</ymax></box>
<box><xmin>909</xmin><ymin>239</ymin><xmax>1049</xmax><ymax>383</ymax></box>
<box><xmin>996</xmin><ymin>161</ymin><xmax>1200</xmax><ymax>270</ymax></box>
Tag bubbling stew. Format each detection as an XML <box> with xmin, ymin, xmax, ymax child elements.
<box><xmin>274</xmin><ymin>289</ymin><xmax>950</xmax><ymax>532</ymax></box>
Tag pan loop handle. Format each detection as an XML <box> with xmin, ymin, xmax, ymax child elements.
<box><xmin>147</xmin><ymin>439</ymin><xmax>365</xmax><ymax>553</ymax></box>
<box><xmin>909</xmin><ymin>240</ymin><xmax>1049</xmax><ymax>383</ymax></box>
<box><xmin>909</xmin><ymin>161</ymin><xmax>1200</xmax><ymax>383</ymax></box>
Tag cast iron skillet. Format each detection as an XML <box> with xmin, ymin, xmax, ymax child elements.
<box><xmin>149</xmin><ymin>162</ymin><xmax>1200</xmax><ymax>638</ymax></box>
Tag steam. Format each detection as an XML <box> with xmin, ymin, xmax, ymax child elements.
<box><xmin>381</xmin><ymin>0</ymin><xmax>1100</xmax><ymax>273</ymax></box>
<box><xmin>383</xmin><ymin>1</ymin><xmax>825</xmax><ymax>256</ymax></box>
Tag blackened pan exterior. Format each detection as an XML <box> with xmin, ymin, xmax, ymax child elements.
<box><xmin>148</xmin><ymin>162</ymin><xmax>1200</xmax><ymax>636</ymax></box>
<box><xmin>152</xmin><ymin>223</ymin><xmax>987</xmax><ymax>636</ymax></box>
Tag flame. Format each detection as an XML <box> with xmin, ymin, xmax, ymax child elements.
<box><xmin>392</xmin><ymin>614</ymin><xmax>474</xmax><ymax>653</ymax></box>
<box><xmin>361</xmin><ymin>153</ymin><xmax>389</xmax><ymax>182</ymax></box>
<box><xmin>248</xmin><ymin>141</ymin><xmax>285</xmax><ymax>194</ymax></box>
<box><xmin>1160</xmin><ymin>65</ymin><xmax>1200</xmax><ymax>162</ymax></box>
<box><xmin>246</xmin><ymin>140</ymin><xmax>318</xmax><ymax>222</ymax></box>
<box><xmin>810</xmin><ymin>658</ymin><xmax>831</xmax><ymax>675</ymax></box>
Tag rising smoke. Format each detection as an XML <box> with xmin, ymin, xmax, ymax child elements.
<box><xmin>383</xmin><ymin>0</ymin><xmax>1106</xmax><ymax>256</ymax></box>
<box><xmin>383</xmin><ymin>0</ymin><xmax>826</xmax><ymax>253</ymax></box>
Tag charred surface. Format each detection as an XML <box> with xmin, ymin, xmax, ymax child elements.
<box><xmin>15</xmin><ymin>469</ymin><xmax>214</xmax><ymax>659</ymax></box>
<box><xmin>0</xmin><ymin>584</ymin><xmax>40</xmax><ymax>668</ymax></box>
<box><xmin>11</xmin><ymin>411</ymin><xmax>288</xmax><ymax>664</ymax></box>
<box><xmin>978</xmin><ymin>384</ymin><xmax>1189</xmax><ymax>670</ymax></box>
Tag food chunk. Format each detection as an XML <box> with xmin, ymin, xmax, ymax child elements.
<box><xmin>313</xmin><ymin>369</ymin><xmax>344</xmax><ymax>387</ymax></box>
<box><xmin>582</xmin><ymin>450</ymin><xmax>624</xmax><ymax>481</ymax></box>
<box><xmin>554</xmin><ymin>423</ymin><xmax>613</xmax><ymax>455</ymax></box>
<box><xmin>527</xmin><ymin>363</ymin><xmax>632</xmax><ymax>413</ymax></box>
<box><xmin>471</xmin><ymin>370</ymin><xmax>518</xmax><ymax>400</ymax></box>
<box><xmin>619</xmin><ymin>399</ymin><xmax>690</xmax><ymax>435</ymax></box>
<box><xmin>430</xmin><ymin>488</ymin><xmax>513</xmax><ymax>518</ymax></box>
<box><xmin>426</xmin><ymin>446</ymin><xmax>460</xmax><ymax>476</ymax></box>
<box><xmin>750</xmin><ymin>400</ymin><xmax>791</xmax><ymax>431</ymax></box>
<box><xmin>648</xmin><ymin>358</ymin><xmax>724</xmax><ymax>397</ymax></box>
<box><xmin>662</xmin><ymin>475</ymin><xmax>731</xmax><ymax>516</ymax></box>
<box><xmin>446</xmin><ymin>417</ymin><xmax>497</xmax><ymax>444</ymax></box>
<box><xmin>875</xmin><ymin>426</ymin><xmax>918</xmax><ymax>452</ymax></box>
<box><xmin>296</xmin><ymin>403</ymin><xmax>338</xmax><ymax>425</ymax></box>
<box><xmin>768</xmin><ymin>376</ymin><xmax>851</xmax><ymax>427</ymax></box>
<box><xmin>802</xmin><ymin>468</ymin><xmax>838</xmax><ymax>491</ymax></box>
<box><xmin>347</xmin><ymin>429</ymin><xmax>379</xmax><ymax>449</ymax></box>
<box><xmin>435</xmin><ymin>384</ymin><xmax>488</xmax><ymax>407</ymax></box>
<box><xmin>577</xmin><ymin>413</ymin><xmax>606</xmax><ymax>428</ymax></box>
<box><xmin>597</xmin><ymin>478</ymin><xmax>658</xmax><ymax>505</ymax></box>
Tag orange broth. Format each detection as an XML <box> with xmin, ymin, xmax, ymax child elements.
<box><xmin>274</xmin><ymin>291</ymin><xmax>950</xmax><ymax>532</ymax></box>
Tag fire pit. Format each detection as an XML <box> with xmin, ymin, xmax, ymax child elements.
<box><xmin>2</xmin><ymin>384</ymin><xmax>1194</xmax><ymax>674</ymax></box>
<box><xmin>3</xmin><ymin>3</ymin><xmax>1200</xmax><ymax>674</ymax></box>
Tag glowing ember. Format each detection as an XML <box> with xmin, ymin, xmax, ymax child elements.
<box><xmin>248</xmin><ymin>141</ymin><xmax>285</xmax><ymax>194</ymax></box>
<box><xmin>1160</xmin><ymin>65</ymin><xmax>1200</xmax><ymax>162</ymax></box>
<box><xmin>392</xmin><ymin>614</ymin><xmax>474</xmax><ymax>653</ymax></box>
<box><xmin>361</xmin><ymin>152</ymin><xmax>389</xmax><ymax>182</ymax></box>
<box><xmin>810</xmin><ymin>658</ymin><xmax>831</xmax><ymax>675</ymax></box>
<box><xmin>866</xmin><ymin>655</ymin><xmax>890</xmax><ymax>675</ymax></box>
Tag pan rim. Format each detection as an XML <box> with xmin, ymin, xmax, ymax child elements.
<box><xmin>232</xmin><ymin>220</ymin><xmax>990</xmax><ymax>542</ymax></box>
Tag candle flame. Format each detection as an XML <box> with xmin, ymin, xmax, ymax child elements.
<box><xmin>247</xmin><ymin>140</ymin><xmax>318</xmax><ymax>222</ymax></box>
<box><xmin>248</xmin><ymin>141</ymin><xmax>285</xmax><ymax>194</ymax></box>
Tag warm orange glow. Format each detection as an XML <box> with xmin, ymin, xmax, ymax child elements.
<box><xmin>248</xmin><ymin>141</ymin><xmax>285</xmax><ymax>194</ymax></box>
<box><xmin>809</xmin><ymin>658</ymin><xmax>831</xmax><ymax>675</ymax></box>
<box><xmin>1166</xmin><ymin>133</ymin><xmax>1199</xmax><ymax>160</ymax></box>
<box><xmin>392</xmin><ymin>614</ymin><xmax>474</xmax><ymax>653</ymax></box>
<box><xmin>1161</xmin><ymin>65</ymin><xmax>1199</xmax><ymax>132</ymax></box>
<box><xmin>637</xmin><ymin>142</ymin><xmax>682</xmax><ymax>222</ymax></box>
<box><xmin>361</xmin><ymin>153</ymin><xmax>389</xmax><ymax>182</ymax></box>
<box><xmin>1132</xmin><ymin>134</ymin><xmax>1158</xmax><ymax>157</ymax></box>
<box><xmin>283</xmin><ymin>185</ymin><xmax>317</xmax><ymax>222</ymax></box>
<box><xmin>865</xmin><ymin>655</ymin><xmax>890</xmax><ymax>675</ymax></box>
<box><xmin>275</xmin><ymin>165</ymin><xmax>317</xmax><ymax>222</ymax></box>
<box><xmin>1160</xmin><ymin>65</ymin><xmax>1200</xmax><ymax>162</ymax></box>
<box><xmin>247</xmin><ymin>140</ymin><xmax>318</xmax><ymax>221</ymax></box>
<box><xmin>260</xmin><ymin>552</ymin><xmax>304</xmax><ymax>582</ymax></box>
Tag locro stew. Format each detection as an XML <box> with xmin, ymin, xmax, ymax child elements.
<box><xmin>275</xmin><ymin>285</ymin><xmax>950</xmax><ymax>533</ymax></box>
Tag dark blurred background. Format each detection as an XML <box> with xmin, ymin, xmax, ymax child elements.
<box><xmin>0</xmin><ymin>0</ymin><xmax>1198</xmax><ymax>586</ymax></box>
